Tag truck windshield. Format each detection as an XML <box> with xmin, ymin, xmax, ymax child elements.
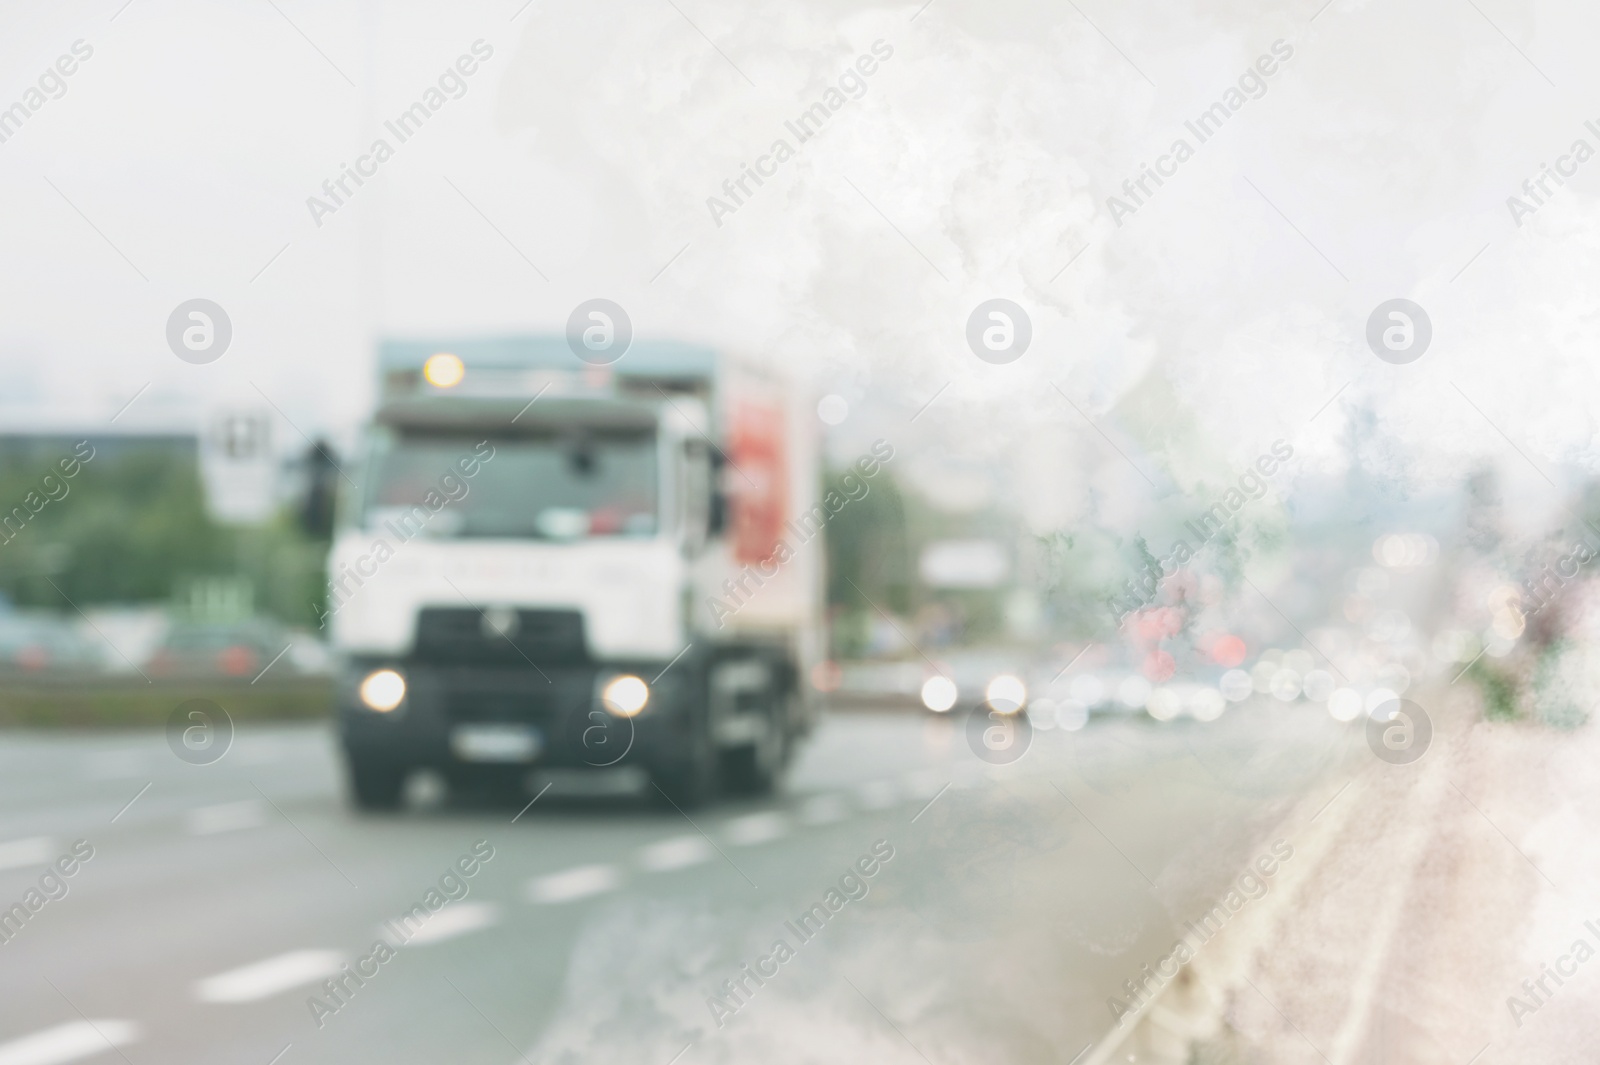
<box><xmin>360</xmin><ymin>429</ymin><xmax>658</xmax><ymax>540</ymax></box>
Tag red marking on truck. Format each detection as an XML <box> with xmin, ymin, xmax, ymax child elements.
<box><xmin>728</xmin><ymin>399</ymin><xmax>787</xmax><ymax>565</ymax></box>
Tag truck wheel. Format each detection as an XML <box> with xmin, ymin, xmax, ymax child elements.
<box><xmin>651</xmin><ymin>726</ymin><xmax>717</xmax><ymax>810</ymax></box>
<box><xmin>345</xmin><ymin>752</ymin><xmax>406</xmax><ymax>811</ymax></box>
<box><xmin>720</xmin><ymin>685</ymin><xmax>791</xmax><ymax>797</ymax></box>
<box><xmin>720</xmin><ymin>720</ymin><xmax>786</xmax><ymax>796</ymax></box>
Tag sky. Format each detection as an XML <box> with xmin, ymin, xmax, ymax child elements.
<box><xmin>2</xmin><ymin>0</ymin><xmax>1599</xmax><ymax>528</ymax></box>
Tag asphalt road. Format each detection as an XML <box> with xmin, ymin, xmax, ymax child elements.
<box><xmin>0</xmin><ymin>702</ymin><xmax>1357</xmax><ymax>1065</ymax></box>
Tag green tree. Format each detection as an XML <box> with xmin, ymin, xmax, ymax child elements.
<box><xmin>823</xmin><ymin>466</ymin><xmax>912</xmax><ymax>614</ymax></box>
<box><xmin>0</xmin><ymin>441</ymin><xmax>325</xmax><ymax>626</ymax></box>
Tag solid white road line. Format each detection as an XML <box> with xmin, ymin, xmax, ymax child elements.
<box><xmin>185</xmin><ymin>801</ymin><xmax>266</xmax><ymax>836</ymax></box>
<box><xmin>0</xmin><ymin>838</ymin><xmax>53</xmax><ymax>872</ymax></box>
<box><xmin>637</xmin><ymin>835</ymin><xmax>713</xmax><ymax>872</ymax></box>
<box><xmin>391</xmin><ymin>901</ymin><xmax>500</xmax><ymax>945</ymax></box>
<box><xmin>526</xmin><ymin>865</ymin><xmax>620</xmax><ymax>903</ymax></box>
<box><xmin>723</xmin><ymin>812</ymin><xmax>789</xmax><ymax>846</ymax></box>
<box><xmin>193</xmin><ymin>949</ymin><xmax>344</xmax><ymax>1003</ymax></box>
<box><xmin>0</xmin><ymin>1020</ymin><xmax>140</xmax><ymax>1065</ymax></box>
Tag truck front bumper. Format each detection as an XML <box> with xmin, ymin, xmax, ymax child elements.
<box><xmin>336</xmin><ymin>658</ymin><xmax>696</xmax><ymax>774</ymax></box>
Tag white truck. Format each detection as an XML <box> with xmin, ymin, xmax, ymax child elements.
<box><xmin>326</xmin><ymin>336</ymin><xmax>823</xmax><ymax>808</ymax></box>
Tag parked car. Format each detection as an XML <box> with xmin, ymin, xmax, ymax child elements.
<box><xmin>146</xmin><ymin>618</ymin><xmax>296</xmax><ymax>679</ymax></box>
<box><xmin>0</xmin><ymin>612</ymin><xmax>104</xmax><ymax>677</ymax></box>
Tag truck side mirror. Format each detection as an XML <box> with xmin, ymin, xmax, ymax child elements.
<box><xmin>298</xmin><ymin>440</ymin><xmax>340</xmax><ymax>540</ymax></box>
<box><xmin>708</xmin><ymin>450</ymin><xmax>729</xmax><ymax>536</ymax></box>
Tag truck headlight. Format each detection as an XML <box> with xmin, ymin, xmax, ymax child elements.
<box><xmin>423</xmin><ymin>352</ymin><xmax>465</xmax><ymax>388</ymax></box>
<box><xmin>601</xmin><ymin>674</ymin><xmax>649</xmax><ymax>717</ymax></box>
<box><xmin>359</xmin><ymin>669</ymin><xmax>407</xmax><ymax>712</ymax></box>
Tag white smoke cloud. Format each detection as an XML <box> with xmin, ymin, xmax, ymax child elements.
<box><xmin>2</xmin><ymin>0</ymin><xmax>1597</xmax><ymax>525</ymax></box>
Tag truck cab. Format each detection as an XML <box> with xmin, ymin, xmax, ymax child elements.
<box><xmin>327</xmin><ymin>336</ymin><xmax>821</xmax><ymax>809</ymax></box>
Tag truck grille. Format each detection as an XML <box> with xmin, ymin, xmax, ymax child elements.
<box><xmin>433</xmin><ymin>668</ymin><xmax>591</xmax><ymax>728</ymax></box>
<box><xmin>412</xmin><ymin>607</ymin><xmax>587</xmax><ymax>666</ymax></box>
<box><xmin>442</xmin><ymin>682</ymin><xmax>557</xmax><ymax>723</ymax></box>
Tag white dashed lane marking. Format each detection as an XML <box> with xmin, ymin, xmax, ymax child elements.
<box><xmin>798</xmin><ymin>794</ymin><xmax>850</xmax><ymax>825</ymax></box>
<box><xmin>526</xmin><ymin>865</ymin><xmax>620</xmax><ymax>904</ymax></box>
<box><xmin>231</xmin><ymin>740</ymin><xmax>288</xmax><ymax>767</ymax></box>
<box><xmin>855</xmin><ymin>780</ymin><xmax>899</xmax><ymax>810</ymax></box>
<box><xmin>391</xmin><ymin>901</ymin><xmax>499</xmax><ymax>945</ymax></box>
<box><xmin>0</xmin><ymin>1020</ymin><xmax>141</xmax><ymax>1065</ymax></box>
<box><xmin>638</xmin><ymin>835</ymin><xmax>713</xmax><ymax>872</ymax></box>
<box><xmin>185</xmin><ymin>801</ymin><xmax>265</xmax><ymax>836</ymax></box>
<box><xmin>0</xmin><ymin>838</ymin><xmax>53</xmax><ymax>872</ymax></box>
<box><xmin>193</xmin><ymin>950</ymin><xmax>344</xmax><ymax>1003</ymax></box>
<box><xmin>81</xmin><ymin>752</ymin><xmax>144</xmax><ymax>781</ymax></box>
<box><xmin>723</xmin><ymin>811</ymin><xmax>790</xmax><ymax>846</ymax></box>
<box><xmin>901</xmin><ymin>769</ymin><xmax>946</xmax><ymax>799</ymax></box>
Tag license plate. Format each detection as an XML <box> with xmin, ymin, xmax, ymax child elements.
<box><xmin>451</xmin><ymin>725</ymin><xmax>542</xmax><ymax>763</ymax></box>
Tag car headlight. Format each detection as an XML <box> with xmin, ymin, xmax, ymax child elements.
<box><xmin>358</xmin><ymin>669</ymin><xmax>406</xmax><ymax>712</ymax></box>
<box><xmin>920</xmin><ymin>676</ymin><xmax>958</xmax><ymax>713</ymax></box>
<box><xmin>1146</xmin><ymin>687</ymin><xmax>1181</xmax><ymax>722</ymax></box>
<box><xmin>601</xmin><ymin>674</ymin><xmax>649</xmax><ymax>717</ymax></box>
<box><xmin>985</xmin><ymin>674</ymin><xmax>1027</xmax><ymax>713</ymax></box>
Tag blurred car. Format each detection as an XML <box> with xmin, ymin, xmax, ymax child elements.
<box><xmin>1143</xmin><ymin>681</ymin><xmax>1229</xmax><ymax>722</ymax></box>
<box><xmin>1020</xmin><ymin>645</ymin><xmax>1238</xmax><ymax>727</ymax></box>
<box><xmin>918</xmin><ymin>648</ymin><xmax>1032</xmax><ymax>716</ymax></box>
<box><xmin>145</xmin><ymin>618</ymin><xmax>297</xmax><ymax>679</ymax></box>
<box><xmin>1025</xmin><ymin>645</ymin><xmax>1149</xmax><ymax>721</ymax></box>
<box><xmin>0</xmin><ymin>612</ymin><xmax>105</xmax><ymax>677</ymax></box>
